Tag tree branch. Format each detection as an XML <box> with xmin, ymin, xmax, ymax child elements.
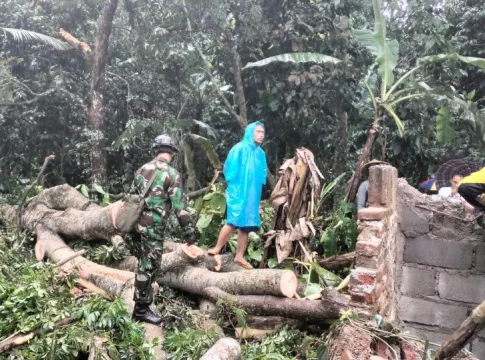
<box><xmin>59</xmin><ymin>28</ymin><xmax>92</xmax><ymax>53</ymax></box>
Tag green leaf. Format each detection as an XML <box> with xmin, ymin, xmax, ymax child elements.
<box><xmin>436</xmin><ymin>106</ymin><xmax>455</xmax><ymax>143</ymax></box>
<box><xmin>203</xmin><ymin>192</ymin><xmax>214</xmax><ymax>201</ymax></box>
<box><xmin>304</xmin><ymin>283</ymin><xmax>323</xmax><ymax>297</ymax></box>
<box><xmin>322</xmin><ymin>228</ymin><xmax>338</xmax><ymax>257</ymax></box>
<box><xmin>186</xmin><ymin>134</ymin><xmax>222</xmax><ymax>170</ymax></box>
<box><xmin>196</xmin><ymin>213</ymin><xmax>213</xmax><ymax>230</ymax></box>
<box><xmin>79</xmin><ymin>184</ymin><xmax>89</xmax><ymax>198</ymax></box>
<box><xmin>354</xmin><ymin>0</ymin><xmax>399</xmax><ymax>94</ymax></box>
<box><xmin>268</xmin><ymin>258</ymin><xmax>278</xmax><ymax>268</ymax></box>
<box><xmin>1</xmin><ymin>27</ymin><xmax>71</xmax><ymax>50</ymax></box>
<box><xmin>92</xmin><ymin>183</ymin><xmax>106</xmax><ymax>195</ymax></box>
<box><xmin>249</xmin><ymin>248</ymin><xmax>263</xmax><ymax>262</ymax></box>
<box><xmin>311</xmin><ymin>262</ymin><xmax>342</xmax><ymax>285</ymax></box>
<box><xmin>382</xmin><ymin>104</ymin><xmax>405</xmax><ymax>136</ymax></box>
<box><xmin>419</xmin><ymin>53</ymin><xmax>485</xmax><ymax>69</ymax></box>
<box><xmin>242</xmin><ymin>53</ymin><xmax>341</xmax><ymax>70</ymax></box>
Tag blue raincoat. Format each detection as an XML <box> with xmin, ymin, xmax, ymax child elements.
<box><xmin>224</xmin><ymin>121</ymin><xmax>267</xmax><ymax>227</ymax></box>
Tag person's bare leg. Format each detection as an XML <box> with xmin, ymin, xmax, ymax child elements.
<box><xmin>208</xmin><ymin>224</ymin><xmax>234</xmax><ymax>255</ymax></box>
<box><xmin>233</xmin><ymin>230</ymin><xmax>253</xmax><ymax>269</ymax></box>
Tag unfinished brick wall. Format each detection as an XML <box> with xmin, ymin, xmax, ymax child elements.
<box><xmin>349</xmin><ymin>165</ymin><xmax>400</xmax><ymax>321</ymax></box>
<box><xmin>349</xmin><ymin>165</ymin><xmax>485</xmax><ymax>358</ymax></box>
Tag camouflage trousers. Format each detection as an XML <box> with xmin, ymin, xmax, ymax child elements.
<box><xmin>124</xmin><ymin>226</ymin><xmax>164</xmax><ymax>304</ymax></box>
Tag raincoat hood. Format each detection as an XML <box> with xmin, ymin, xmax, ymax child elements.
<box><xmin>242</xmin><ymin>121</ymin><xmax>264</xmax><ymax>148</ymax></box>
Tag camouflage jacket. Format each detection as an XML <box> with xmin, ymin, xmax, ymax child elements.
<box><xmin>131</xmin><ymin>157</ymin><xmax>194</xmax><ymax>240</ymax></box>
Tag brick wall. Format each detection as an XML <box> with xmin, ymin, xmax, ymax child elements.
<box><xmin>349</xmin><ymin>165</ymin><xmax>400</xmax><ymax>321</ymax></box>
<box><xmin>349</xmin><ymin>166</ymin><xmax>485</xmax><ymax>358</ymax></box>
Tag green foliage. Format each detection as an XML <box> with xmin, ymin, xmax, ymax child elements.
<box><xmin>163</xmin><ymin>328</ymin><xmax>219</xmax><ymax>360</ymax></box>
<box><xmin>436</xmin><ymin>106</ymin><xmax>455</xmax><ymax>143</ymax></box>
<box><xmin>0</xmin><ymin>231</ymin><xmax>156</xmax><ymax>359</ymax></box>
<box><xmin>319</xmin><ymin>201</ymin><xmax>357</xmax><ymax>257</ymax></box>
<box><xmin>194</xmin><ymin>185</ymin><xmax>227</xmax><ymax>246</ymax></box>
<box><xmin>241</xmin><ymin>326</ymin><xmax>322</xmax><ymax>360</ymax></box>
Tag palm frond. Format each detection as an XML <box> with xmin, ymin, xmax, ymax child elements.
<box><xmin>2</xmin><ymin>27</ymin><xmax>71</xmax><ymax>50</ymax></box>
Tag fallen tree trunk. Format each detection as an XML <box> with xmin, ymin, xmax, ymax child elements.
<box><xmin>201</xmin><ymin>287</ymin><xmax>346</xmax><ymax>322</ymax></box>
<box><xmin>200</xmin><ymin>337</ymin><xmax>241</xmax><ymax>360</ymax></box>
<box><xmin>159</xmin><ymin>267</ymin><xmax>297</xmax><ymax>298</ymax></box>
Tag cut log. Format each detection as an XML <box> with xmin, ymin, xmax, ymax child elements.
<box><xmin>434</xmin><ymin>299</ymin><xmax>485</xmax><ymax>360</ymax></box>
<box><xmin>114</xmin><ymin>249</ymin><xmax>244</xmax><ymax>273</ymax></box>
<box><xmin>200</xmin><ymin>337</ymin><xmax>241</xmax><ymax>360</ymax></box>
<box><xmin>159</xmin><ymin>267</ymin><xmax>297</xmax><ymax>298</ymax></box>
<box><xmin>317</xmin><ymin>252</ymin><xmax>356</xmax><ymax>270</ymax></box>
<box><xmin>202</xmin><ymin>287</ymin><xmax>346</xmax><ymax>322</ymax></box>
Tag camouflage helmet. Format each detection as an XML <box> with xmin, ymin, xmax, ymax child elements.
<box><xmin>152</xmin><ymin>134</ymin><xmax>179</xmax><ymax>153</ymax></box>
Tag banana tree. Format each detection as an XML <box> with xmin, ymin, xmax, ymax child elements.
<box><xmin>345</xmin><ymin>0</ymin><xmax>485</xmax><ymax>203</ymax></box>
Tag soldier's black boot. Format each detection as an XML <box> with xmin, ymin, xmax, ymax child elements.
<box><xmin>132</xmin><ymin>273</ymin><xmax>163</xmax><ymax>325</ymax></box>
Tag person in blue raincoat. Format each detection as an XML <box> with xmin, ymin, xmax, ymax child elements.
<box><xmin>208</xmin><ymin>121</ymin><xmax>267</xmax><ymax>269</ymax></box>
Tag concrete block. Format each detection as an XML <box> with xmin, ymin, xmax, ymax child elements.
<box><xmin>404</xmin><ymin>237</ymin><xmax>473</xmax><ymax>269</ymax></box>
<box><xmin>399</xmin><ymin>206</ymin><xmax>430</xmax><ymax>235</ymax></box>
<box><xmin>400</xmin><ymin>296</ymin><xmax>467</xmax><ymax>328</ymax></box>
<box><xmin>472</xmin><ymin>339</ymin><xmax>485</xmax><ymax>360</ymax></box>
<box><xmin>475</xmin><ymin>244</ymin><xmax>485</xmax><ymax>273</ymax></box>
<box><xmin>401</xmin><ymin>267</ymin><xmax>436</xmax><ymax>297</ymax></box>
<box><xmin>439</xmin><ymin>272</ymin><xmax>485</xmax><ymax>303</ymax></box>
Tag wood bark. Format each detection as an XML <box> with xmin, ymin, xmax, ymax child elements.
<box><xmin>90</xmin><ymin>0</ymin><xmax>119</xmax><ymax>184</ymax></box>
<box><xmin>202</xmin><ymin>287</ymin><xmax>345</xmax><ymax>323</ymax></box>
<box><xmin>159</xmin><ymin>267</ymin><xmax>297</xmax><ymax>298</ymax></box>
<box><xmin>434</xmin><ymin>300</ymin><xmax>485</xmax><ymax>359</ymax></box>
<box><xmin>317</xmin><ymin>252</ymin><xmax>355</xmax><ymax>270</ymax></box>
<box><xmin>332</xmin><ymin>101</ymin><xmax>348</xmax><ymax>208</ymax></box>
<box><xmin>347</xmin><ymin>123</ymin><xmax>381</xmax><ymax>203</ymax></box>
<box><xmin>200</xmin><ymin>337</ymin><xmax>241</xmax><ymax>360</ymax></box>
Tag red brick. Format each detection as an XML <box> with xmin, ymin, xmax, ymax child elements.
<box><xmin>356</xmin><ymin>240</ymin><xmax>381</xmax><ymax>257</ymax></box>
<box><xmin>401</xmin><ymin>341</ymin><xmax>418</xmax><ymax>360</ymax></box>
<box><xmin>349</xmin><ymin>285</ymin><xmax>375</xmax><ymax>304</ymax></box>
<box><xmin>358</xmin><ymin>206</ymin><xmax>392</xmax><ymax>221</ymax></box>
<box><xmin>350</xmin><ymin>268</ymin><xmax>376</xmax><ymax>286</ymax></box>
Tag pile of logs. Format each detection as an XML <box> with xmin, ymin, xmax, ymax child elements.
<box><xmin>0</xmin><ymin>183</ymin><xmax>348</xmax><ymax>359</ymax></box>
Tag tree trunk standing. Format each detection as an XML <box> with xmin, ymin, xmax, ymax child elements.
<box><xmin>89</xmin><ymin>0</ymin><xmax>119</xmax><ymax>185</ymax></box>
<box><xmin>332</xmin><ymin>102</ymin><xmax>348</xmax><ymax>208</ymax></box>
<box><xmin>229</xmin><ymin>42</ymin><xmax>247</xmax><ymax>125</ymax></box>
<box><xmin>347</xmin><ymin>122</ymin><xmax>381</xmax><ymax>203</ymax></box>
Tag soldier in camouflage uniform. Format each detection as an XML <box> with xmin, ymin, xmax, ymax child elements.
<box><xmin>126</xmin><ymin>134</ymin><xmax>197</xmax><ymax>325</ymax></box>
